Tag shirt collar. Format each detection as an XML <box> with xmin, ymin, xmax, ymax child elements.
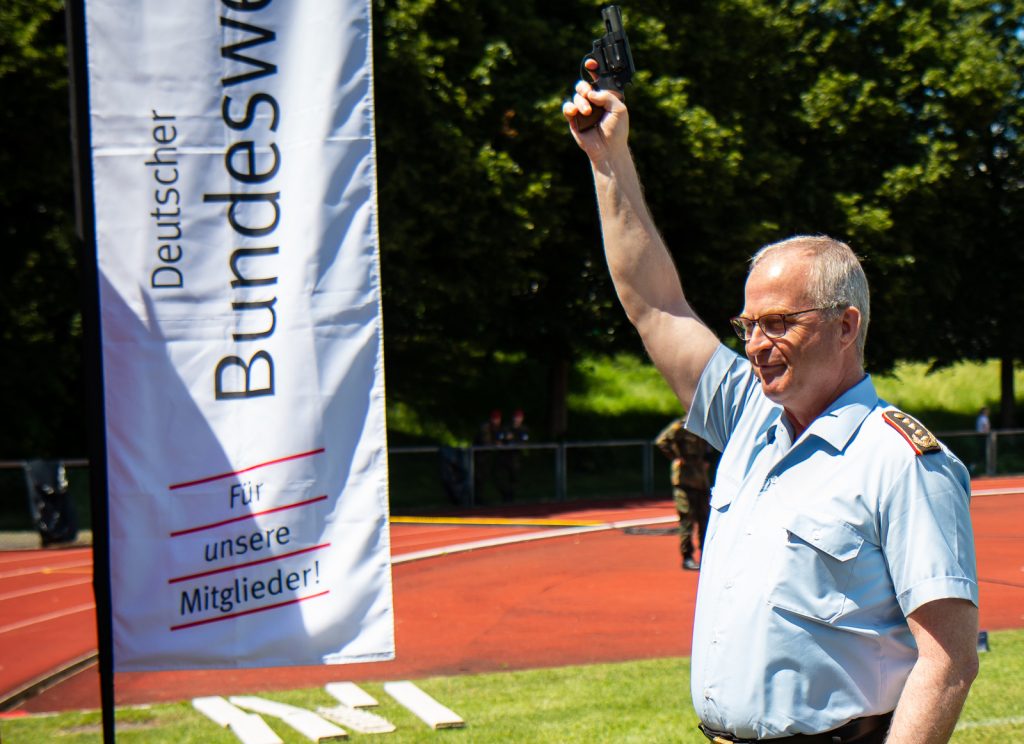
<box><xmin>803</xmin><ymin>374</ymin><xmax>878</xmax><ymax>452</ymax></box>
<box><xmin>766</xmin><ymin>375</ymin><xmax>878</xmax><ymax>453</ymax></box>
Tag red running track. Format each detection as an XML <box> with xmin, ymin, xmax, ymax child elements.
<box><xmin>0</xmin><ymin>547</ymin><xmax>96</xmax><ymax>708</ymax></box>
<box><xmin>2</xmin><ymin>486</ymin><xmax>1022</xmax><ymax>714</ymax></box>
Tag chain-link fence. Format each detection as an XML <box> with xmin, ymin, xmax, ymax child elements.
<box><xmin>388</xmin><ymin>430</ymin><xmax>1024</xmax><ymax>510</ymax></box>
<box><xmin>2</xmin><ymin>429</ymin><xmax>1021</xmax><ymax>527</ymax></box>
<box><xmin>388</xmin><ymin>440</ymin><xmax>667</xmax><ymax>512</ymax></box>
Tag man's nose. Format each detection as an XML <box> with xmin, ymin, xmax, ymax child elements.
<box><xmin>745</xmin><ymin>323</ymin><xmax>773</xmax><ymax>356</ymax></box>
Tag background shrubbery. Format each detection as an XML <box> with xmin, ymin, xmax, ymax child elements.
<box><xmin>6</xmin><ymin>2</ymin><xmax>1024</xmax><ymax>453</ymax></box>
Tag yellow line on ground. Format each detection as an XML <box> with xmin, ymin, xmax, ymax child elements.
<box><xmin>390</xmin><ymin>516</ymin><xmax>604</xmax><ymax>527</ymax></box>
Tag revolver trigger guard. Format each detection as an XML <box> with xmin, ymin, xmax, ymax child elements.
<box><xmin>580</xmin><ymin>53</ymin><xmax>599</xmax><ymax>86</ymax></box>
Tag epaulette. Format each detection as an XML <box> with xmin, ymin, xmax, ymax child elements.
<box><xmin>882</xmin><ymin>410</ymin><xmax>941</xmax><ymax>455</ymax></box>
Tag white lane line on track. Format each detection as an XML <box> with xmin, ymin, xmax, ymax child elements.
<box><xmin>973</xmin><ymin>487</ymin><xmax>1024</xmax><ymax>497</ymax></box>
<box><xmin>393</xmin><ymin>515</ymin><xmax>678</xmax><ymax>564</ymax></box>
<box><xmin>0</xmin><ymin>603</ymin><xmax>95</xmax><ymax>636</ymax></box>
<box><xmin>0</xmin><ymin>560</ymin><xmax>92</xmax><ymax>581</ymax></box>
<box><xmin>0</xmin><ymin>577</ymin><xmax>92</xmax><ymax>603</ymax></box>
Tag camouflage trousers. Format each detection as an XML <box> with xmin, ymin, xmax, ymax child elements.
<box><xmin>673</xmin><ymin>486</ymin><xmax>711</xmax><ymax>561</ymax></box>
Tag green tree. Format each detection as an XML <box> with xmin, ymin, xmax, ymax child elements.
<box><xmin>6</xmin><ymin>0</ymin><xmax>1024</xmax><ymax>460</ymax></box>
<box><xmin>373</xmin><ymin>0</ymin><xmax>642</xmax><ymax>439</ymax></box>
<box><xmin>880</xmin><ymin>1</ymin><xmax>1024</xmax><ymax>427</ymax></box>
<box><xmin>372</xmin><ymin>0</ymin><xmax>843</xmax><ymax>438</ymax></box>
<box><xmin>621</xmin><ymin>0</ymin><xmax>1024</xmax><ymax>431</ymax></box>
<box><xmin>0</xmin><ymin>1</ymin><xmax>83</xmax><ymax>457</ymax></box>
<box><xmin>772</xmin><ymin>0</ymin><xmax>1024</xmax><ymax>425</ymax></box>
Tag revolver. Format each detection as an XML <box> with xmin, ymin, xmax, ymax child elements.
<box><xmin>575</xmin><ymin>5</ymin><xmax>636</xmax><ymax>131</ymax></box>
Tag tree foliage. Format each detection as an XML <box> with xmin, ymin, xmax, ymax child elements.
<box><xmin>4</xmin><ymin>1</ymin><xmax>1024</xmax><ymax>456</ymax></box>
<box><xmin>373</xmin><ymin>0</ymin><xmax>636</xmax><ymax>438</ymax></box>
<box><xmin>374</xmin><ymin>0</ymin><xmax>1024</xmax><ymax>435</ymax></box>
<box><xmin>0</xmin><ymin>1</ymin><xmax>81</xmax><ymax>457</ymax></box>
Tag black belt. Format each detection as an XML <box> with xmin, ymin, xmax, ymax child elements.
<box><xmin>698</xmin><ymin>712</ymin><xmax>893</xmax><ymax>744</ymax></box>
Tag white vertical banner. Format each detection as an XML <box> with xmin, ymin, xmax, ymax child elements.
<box><xmin>84</xmin><ymin>0</ymin><xmax>393</xmax><ymax>670</ymax></box>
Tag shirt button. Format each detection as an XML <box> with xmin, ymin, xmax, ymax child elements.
<box><xmin>703</xmin><ymin>688</ymin><xmax>711</xmax><ymax>699</ymax></box>
<box><xmin>812</xmin><ymin>529</ymin><xmax>822</xmax><ymax>541</ymax></box>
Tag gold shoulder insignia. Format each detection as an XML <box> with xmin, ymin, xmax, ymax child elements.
<box><xmin>882</xmin><ymin>410</ymin><xmax>941</xmax><ymax>455</ymax></box>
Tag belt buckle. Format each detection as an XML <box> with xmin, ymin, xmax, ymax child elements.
<box><xmin>698</xmin><ymin>721</ymin><xmax>741</xmax><ymax>744</ymax></box>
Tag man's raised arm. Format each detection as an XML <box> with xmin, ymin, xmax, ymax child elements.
<box><xmin>563</xmin><ymin>75</ymin><xmax>719</xmax><ymax>407</ymax></box>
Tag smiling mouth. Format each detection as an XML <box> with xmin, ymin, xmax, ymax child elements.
<box><xmin>755</xmin><ymin>362</ymin><xmax>787</xmax><ymax>381</ymax></box>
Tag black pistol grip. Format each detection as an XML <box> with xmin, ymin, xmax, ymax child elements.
<box><xmin>576</xmin><ymin>105</ymin><xmax>605</xmax><ymax>132</ymax></box>
<box><xmin>577</xmin><ymin>52</ymin><xmax>605</xmax><ymax>131</ymax></box>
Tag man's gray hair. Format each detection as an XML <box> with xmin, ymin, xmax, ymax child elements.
<box><xmin>750</xmin><ymin>235</ymin><xmax>870</xmax><ymax>360</ymax></box>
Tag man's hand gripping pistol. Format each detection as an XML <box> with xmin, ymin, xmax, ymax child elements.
<box><xmin>575</xmin><ymin>5</ymin><xmax>636</xmax><ymax>131</ymax></box>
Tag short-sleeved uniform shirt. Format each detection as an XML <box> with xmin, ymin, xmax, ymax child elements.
<box><xmin>685</xmin><ymin>345</ymin><xmax>978</xmax><ymax>739</ymax></box>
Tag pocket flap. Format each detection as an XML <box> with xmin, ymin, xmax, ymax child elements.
<box><xmin>709</xmin><ymin>475</ymin><xmax>738</xmax><ymax>511</ymax></box>
<box><xmin>782</xmin><ymin>513</ymin><xmax>863</xmax><ymax>562</ymax></box>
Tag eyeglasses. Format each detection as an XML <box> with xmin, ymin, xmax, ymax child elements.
<box><xmin>729</xmin><ymin>308</ymin><xmax>834</xmax><ymax>341</ymax></box>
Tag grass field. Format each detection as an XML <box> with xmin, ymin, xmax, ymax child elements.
<box><xmin>871</xmin><ymin>359</ymin><xmax>1024</xmax><ymax>431</ymax></box>
<box><xmin>3</xmin><ymin>629</ymin><xmax>1021</xmax><ymax>743</ymax></box>
<box><xmin>568</xmin><ymin>354</ymin><xmax>1024</xmax><ymax>433</ymax></box>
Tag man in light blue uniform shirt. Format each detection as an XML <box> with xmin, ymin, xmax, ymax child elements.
<box><xmin>566</xmin><ymin>65</ymin><xmax>979</xmax><ymax>743</ymax></box>
<box><xmin>687</xmin><ymin>346</ymin><xmax>977</xmax><ymax>741</ymax></box>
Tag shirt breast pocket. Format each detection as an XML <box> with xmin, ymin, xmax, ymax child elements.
<box><xmin>705</xmin><ymin>473</ymin><xmax>738</xmax><ymax>546</ymax></box>
<box><xmin>767</xmin><ymin>513</ymin><xmax>864</xmax><ymax>623</ymax></box>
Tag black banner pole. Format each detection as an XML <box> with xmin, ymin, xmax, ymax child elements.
<box><xmin>64</xmin><ymin>1</ymin><xmax>116</xmax><ymax>741</ymax></box>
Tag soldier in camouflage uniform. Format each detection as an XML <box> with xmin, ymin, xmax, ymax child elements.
<box><xmin>655</xmin><ymin>417</ymin><xmax>713</xmax><ymax>570</ymax></box>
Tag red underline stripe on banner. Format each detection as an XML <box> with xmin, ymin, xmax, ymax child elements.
<box><xmin>168</xmin><ymin>495</ymin><xmax>329</xmax><ymax>537</ymax></box>
<box><xmin>169</xmin><ymin>590</ymin><xmax>331</xmax><ymax>631</ymax></box>
<box><xmin>167</xmin><ymin>543</ymin><xmax>332</xmax><ymax>584</ymax></box>
<box><xmin>168</xmin><ymin>448</ymin><xmax>326</xmax><ymax>490</ymax></box>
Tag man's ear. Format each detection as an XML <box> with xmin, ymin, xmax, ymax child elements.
<box><xmin>839</xmin><ymin>306</ymin><xmax>861</xmax><ymax>350</ymax></box>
